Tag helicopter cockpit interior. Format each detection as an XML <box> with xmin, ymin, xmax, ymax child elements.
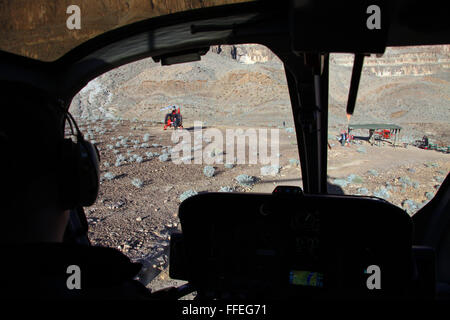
<box><xmin>0</xmin><ymin>0</ymin><xmax>449</xmax><ymax>302</ymax></box>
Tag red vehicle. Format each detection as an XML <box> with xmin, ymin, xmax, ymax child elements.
<box><xmin>374</xmin><ymin>129</ymin><xmax>391</xmax><ymax>139</ymax></box>
<box><xmin>164</xmin><ymin>106</ymin><xmax>183</xmax><ymax>130</ymax></box>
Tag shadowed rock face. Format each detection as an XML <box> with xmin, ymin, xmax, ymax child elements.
<box><xmin>0</xmin><ymin>0</ymin><xmax>252</xmax><ymax>61</ymax></box>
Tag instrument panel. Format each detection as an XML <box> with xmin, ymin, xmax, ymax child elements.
<box><xmin>171</xmin><ymin>192</ymin><xmax>413</xmax><ymax>299</ymax></box>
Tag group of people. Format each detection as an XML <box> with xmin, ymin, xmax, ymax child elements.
<box><xmin>339</xmin><ymin>130</ymin><xmax>353</xmax><ymax>146</ymax></box>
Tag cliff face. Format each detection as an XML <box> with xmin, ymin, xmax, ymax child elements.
<box><xmin>213</xmin><ymin>44</ymin><xmax>450</xmax><ymax>77</ymax></box>
<box><xmin>70</xmin><ymin>49</ymin><xmax>289</xmax><ymax>126</ymax></box>
<box><xmin>70</xmin><ymin>43</ymin><xmax>450</xmax><ymax>143</ymax></box>
<box><xmin>211</xmin><ymin>45</ymin><xmax>280</xmax><ymax>64</ymax></box>
<box><xmin>331</xmin><ymin>45</ymin><xmax>450</xmax><ymax>77</ymax></box>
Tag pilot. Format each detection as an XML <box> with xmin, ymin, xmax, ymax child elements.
<box><xmin>169</xmin><ymin>106</ymin><xmax>181</xmax><ymax>129</ymax></box>
<box><xmin>164</xmin><ymin>106</ymin><xmax>179</xmax><ymax>130</ymax></box>
<box><xmin>422</xmin><ymin>135</ymin><xmax>429</xmax><ymax>148</ymax></box>
<box><xmin>0</xmin><ymin>82</ymin><xmax>153</xmax><ymax>299</ymax></box>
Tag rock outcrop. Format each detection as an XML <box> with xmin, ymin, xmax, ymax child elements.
<box><xmin>211</xmin><ymin>45</ymin><xmax>280</xmax><ymax>64</ymax></box>
<box><xmin>331</xmin><ymin>45</ymin><xmax>450</xmax><ymax>77</ymax></box>
<box><xmin>69</xmin><ymin>43</ymin><xmax>450</xmax><ymax>144</ymax></box>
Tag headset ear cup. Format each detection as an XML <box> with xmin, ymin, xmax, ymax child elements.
<box><xmin>60</xmin><ymin>139</ymin><xmax>79</xmax><ymax>210</ymax></box>
<box><xmin>77</xmin><ymin>140</ymin><xmax>100</xmax><ymax>206</ymax></box>
<box><xmin>60</xmin><ymin>111</ymin><xmax>100</xmax><ymax>209</ymax></box>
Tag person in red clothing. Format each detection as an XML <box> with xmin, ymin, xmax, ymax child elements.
<box><xmin>164</xmin><ymin>106</ymin><xmax>183</xmax><ymax>130</ymax></box>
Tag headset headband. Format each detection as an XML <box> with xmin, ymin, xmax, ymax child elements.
<box><xmin>64</xmin><ymin>112</ymin><xmax>84</xmax><ymax>142</ymax></box>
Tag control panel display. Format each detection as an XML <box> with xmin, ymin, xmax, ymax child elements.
<box><xmin>289</xmin><ymin>270</ymin><xmax>324</xmax><ymax>288</ymax></box>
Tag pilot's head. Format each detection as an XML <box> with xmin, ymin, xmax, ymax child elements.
<box><xmin>0</xmin><ymin>82</ymin><xmax>70</xmax><ymax>243</ymax></box>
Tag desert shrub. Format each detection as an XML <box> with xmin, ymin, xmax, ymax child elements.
<box><xmin>333</xmin><ymin>179</ymin><xmax>348</xmax><ymax>187</ymax></box>
<box><xmin>402</xmin><ymin>199</ymin><xmax>419</xmax><ymax>214</ymax></box>
<box><xmin>399</xmin><ymin>176</ymin><xmax>413</xmax><ymax>186</ymax></box>
<box><xmin>236</xmin><ymin>175</ymin><xmax>257</xmax><ymax>187</ymax></box>
<box><xmin>159</xmin><ymin>154</ymin><xmax>170</xmax><ymax>162</ymax></box>
<box><xmin>356</xmin><ymin>187</ymin><xmax>369</xmax><ymax>195</ymax></box>
<box><xmin>131</xmin><ymin>178</ymin><xmax>143</xmax><ymax>188</ymax></box>
<box><xmin>347</xmin><ymin>174</ymin><xmax>364</xmax><ymax>184</ymax></box>
<box><xmin>179</xmin><ymin>190</ymin><xmax>198</xmax><ymax>202</ymax></box>
<box><xmin>104</xmin><ymin>172</ymin><xmax>115</xmax><ymax>181</ymax></box>
<box><xmin>203</xmin><ymin>166</ymin><xmax>215</xmax><ymax>177</ymax></box>
<box><xmin>374</xmin><ymin>187</ymin><xmax>390</xmax><ymax>200</ymax></box>
<box><xmin>434</xmin><ymin>176</ymin><xmax>444</xmax><ymax>183</ymax></box>
<box><xmin>219</xmin><ymin>186</ymin><xmax>234</xmax><ymax>192</ymax></box>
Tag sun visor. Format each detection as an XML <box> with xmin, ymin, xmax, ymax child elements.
<box><xmin>289</xmin><ymin>0</ymin><xmax>389</xmax><ymax>54</ymax></box>
<box><xmin>152</xmin><ymin>47</ymin><xmax>209</xmax><ymax>66</ymax></box>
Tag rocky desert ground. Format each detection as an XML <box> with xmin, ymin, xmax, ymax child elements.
<box><xmin>69</xmin><ymin>44</ymin><xmax>450</xmax><ymax>294</ymax></box>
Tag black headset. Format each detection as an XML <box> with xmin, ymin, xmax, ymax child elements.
<box><xmin>60</xmin><ymin>112</ymin><xmax>100</xmax><ymax>210</ymax></box>
<box><xmin>0</xmin><ymin>83</ymin><xmax>99</xmax><ymax>244</ymax></box>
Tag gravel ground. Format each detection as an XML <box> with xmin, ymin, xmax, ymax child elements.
<box><xmin>74</xmin><ymin>117</ymin><xmax>449</xmax><ymax>296</ymax></box>
<box><xmin>68</xmin><ymin>44</ymin><xmax>449</xmax><ymax>296</ymax></box>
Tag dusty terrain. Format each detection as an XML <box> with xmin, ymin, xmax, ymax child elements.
<box><xmin>75</xmin><ymin>116</ymin><xmax>449</xmax><ymax>294</ymax></box>
<box><xmin>71</xmin><ymin>44</ymin><xmax>450</xmax><ymax>145</ymax></box>
<box><xmin>69</xmin><ymin>44</ymin><xmax>449</xmax><ymax>295</ymax></box>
